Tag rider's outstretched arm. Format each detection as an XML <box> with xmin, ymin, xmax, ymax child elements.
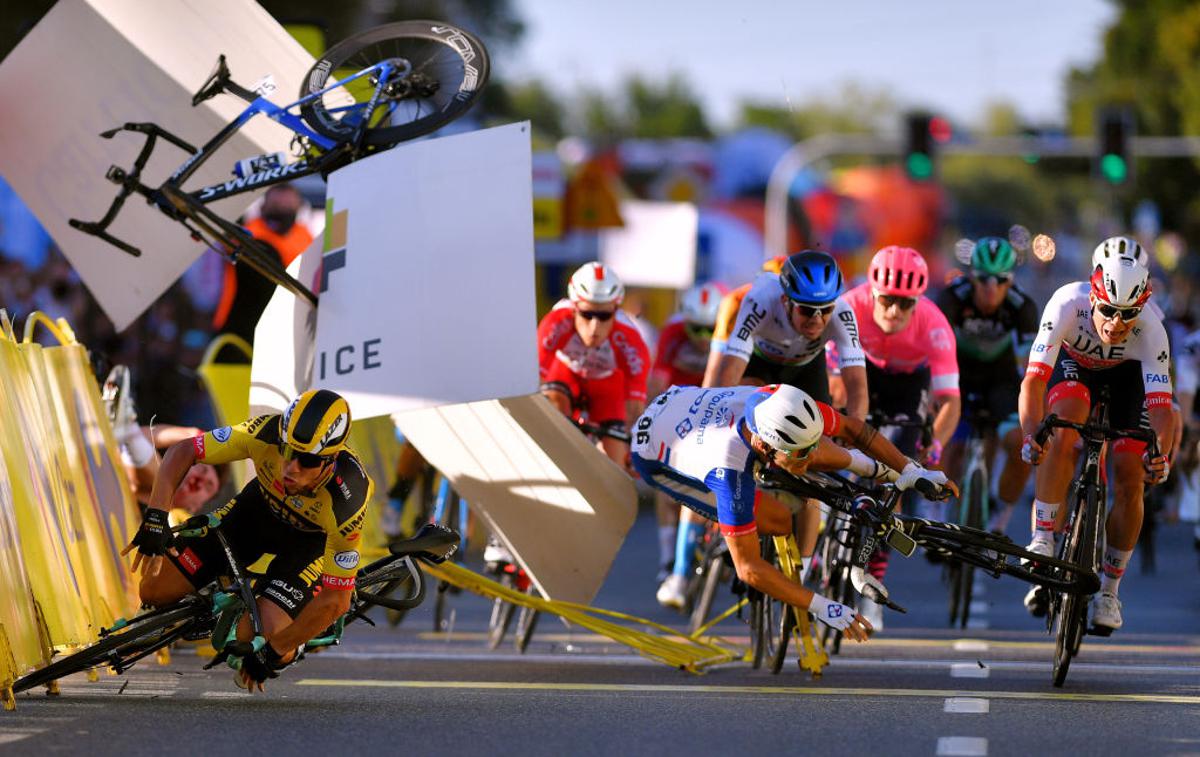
<box><xmin>267</xmin><ymin>587</ymin><xmax>353</xmax><ymax>661</ymax></box>
<box><xmin>833</xmin><ymin>414</ymin><xmax>912</xmax><ymax>474</ymax></box>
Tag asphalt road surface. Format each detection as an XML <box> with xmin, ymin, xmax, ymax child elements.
<box><xmin>5</xmin><ymin>509</ymin><xmax>1199</xmax><ymax>756</ymax></box>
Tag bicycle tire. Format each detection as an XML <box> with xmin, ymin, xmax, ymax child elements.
<box><xmin>356</xmin><ymin>559</ymin><xmax>427</xmax><ymax>613</ymax></box>
<box><xmin>487</xmin><ymin>572</ymin><xmax>517</xmax><ymax>650</ymax></box>
<box><xmin>300</xmin><ymin>21</ymin><xmax>490</xmax><ymax>148</ymax></box>
<box><xmin>514</xmin><ymin>601</ymin><xmax>541</xmax><ymax>654</ymax></box>
<box><xmin>1053</xmin><ymin>486</ymin><xmax>1097</xmax><ymax>687</ymax></box>
<box><xmin>768</xmin><ymin>603</ymin><xmax>794</xmax><ymax>674</ymax></box>
<box><xmin>432</xmin><ymin>486</ymin><xmax>461</xmax><ymax>633</ymax></box>
<box><xmin>687</xmin><ymin>554</ymin><xmax>727</xmax><ymax>635</ymax></box>
<box><xmin>957</xmin><ymin>466</ymin><xmax>987</xmax><ymax>629</ymax></box>
<box><xmin>13</xmin><ymin>604</ymin><xmax>200</xmax><ymax>693</ymax></box>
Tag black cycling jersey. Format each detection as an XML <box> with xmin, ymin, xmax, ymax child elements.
<box><xmin>935</xmin><ymin>276</ymin><xmax>1039</xmax><ymax>384</ymax></box>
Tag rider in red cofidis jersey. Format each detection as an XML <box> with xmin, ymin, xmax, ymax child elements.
<box><xmin>537</xmin><ymin>262</ymin><xmax>651</xmax><ymax>471</ymax></box>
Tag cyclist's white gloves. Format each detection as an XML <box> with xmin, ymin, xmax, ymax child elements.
<box><xmin>850</xmin><ymin>566</ymin><xmax>889</xmax><ymax>603</ymax></box>
<box><xmin>808</xmin><ymin>593</ymin><xmax>859</xmax><ymax>632</ymax></box>
<box><xmin>895</xmin><ymin>461</ymin><xmax>948</xmax><ymax>493</ymax></box>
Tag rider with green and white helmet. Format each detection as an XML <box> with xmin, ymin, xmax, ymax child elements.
<box><xmin>934</xmin><ymin>236</ymin><xmax>1041</xmax><ymax>532</ymax></box>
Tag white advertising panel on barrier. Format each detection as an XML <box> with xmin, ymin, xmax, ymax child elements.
<box><xmin>394</xmin><ymin>394</ymin><xmax>637</xmax><ymax>604</ymax></box>
<box><xmin>249</xmin><ymin>241</ymin><xmax>322</xmax><ymax>416</ymax></box>
<box><xmin>599</xmin><ymin>200</ymin><xmax>698</xmax><ymax>289</ymax></box>
<box><xmin>315</xmin><ymin>121</ymin><xmax>537</xmax><ymax>420</ymax></box>
<box><xmin>0</xmin><ymin>0</ymin><xmax>314</xmax><ymax>330</ymax></box>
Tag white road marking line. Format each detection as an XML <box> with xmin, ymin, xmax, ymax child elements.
<box><xmin>944</xmin><ymin>697</ymin><xmax>990</xmax><ymax>714</ymax></box>
<box><xmin>936</xmin><ymin>736</ymin><xmax>988</xmax><ymax>756</ymax></box>
<box><xmin>971</xmin><ymin>582</ymin><xmax>986</xmax><ymax>598</ymax></box>
<box><xmin>952</xmin><ymin>640</ymin><xmax>989</xmax><ymax>652</ymax></box>
<box><xmin>950</xmin><ymin>662</ymin><xmax>989</xmax><ymax>679</ymax></box>
<box><xmin>0</xmin><ymin>734</ymin><xmax>36</xmax><ymax>745</ymax></box>
<box><xmin>201</xmin><ymin>691</ymin><xmax>253</xmax><ymax>699</ymax></box>
<box><xmin>966</xmin><ymin>618</ymin><xmax>990</xmax><ymax>630</ymax></box>
<box><xmin>968</xmin><ymin>600</ymin><xmax>989</xmax><ymax>615</ymax></box>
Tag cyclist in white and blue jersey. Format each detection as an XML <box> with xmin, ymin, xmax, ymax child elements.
<box><xmin>632</xmin><ymin>383</ymin><xmax>954</xmax><ymax>638</ymax></box>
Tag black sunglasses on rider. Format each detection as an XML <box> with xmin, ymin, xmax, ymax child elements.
<box><xmin>875</xmin><ymin>293</ymin><xmax>918</xmax><ymax>311</ymax></box>
<box><xmin>971</xmin><ymin>272</ymin><xmax>1013</xmax><ymax>286</ymax></box>
<box><xmin>575</xmin><ymin>309</ymin><xmax>615</xmax><ymax>321</ymax></box>
<box><xmin>788</xmin><ymin>301</ymin><xmax>836</xmax><ymax>318</ymax></box>
<box><xmin>1095</xmin><ymin>302</ymin><xmax>1142</xmax><ymax>321</ymax></box>
<box><xmin>284</xmin><ymin>447</ymin><xmax>329</xmax><ymax>469</ymax></box>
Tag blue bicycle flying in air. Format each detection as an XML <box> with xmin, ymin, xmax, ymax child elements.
<box><xmin>71</xmin><ymin>21</ymin><xmax>489</xmax><ymax>305</ymax></box>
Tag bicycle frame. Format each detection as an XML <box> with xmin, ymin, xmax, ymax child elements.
<box><xmin>72</xmin><ymin>56</ymin><xmax>406</xmax><ymax>305</ymax></box>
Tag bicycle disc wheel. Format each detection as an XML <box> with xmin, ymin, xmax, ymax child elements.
<box><xmin>13</xmin><ymin>604</ymin><xmax>199</xmax><ymax>693</ymax></box>
<box><xmin>300</xmin><ymin>21</ymin><xmax>490</xmax><ymax>148</ymax></box>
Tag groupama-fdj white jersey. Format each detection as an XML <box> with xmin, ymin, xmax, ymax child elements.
<box><xmin>631</xmin><ymin>385</ymin><xmax>839</xmax><ymax>536</ymax></box>
<box><xmin>1026</xmin><ymin>282</ymin><xmax>1173</xmax><ymax>408</ymax></box>
<box><xmin>715</xmin><ymin>273</ymin><xmax>866</xmax><ymax>369</ymax></box>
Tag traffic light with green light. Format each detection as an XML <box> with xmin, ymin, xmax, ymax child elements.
<box><xmin>904</xmin><ymin>112</ymin><xmax>948</xmax><ymax>181</ymax></box>
<box><xmin>1097</xmin><ymin>108</ymin><xmax>1133</xmax><ymax>186</ymax></box>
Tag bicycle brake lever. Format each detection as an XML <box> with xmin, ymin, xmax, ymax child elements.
<box><xmin>850</xmin><ymin>566</ymin><xmax>906</xmax><ymax>612</ymax></box>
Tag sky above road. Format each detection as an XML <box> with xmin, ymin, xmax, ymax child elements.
<box><xmin>509</xmin><ymin>0</ymin><xmax>1116</xmax><ymax>130</ymax></box>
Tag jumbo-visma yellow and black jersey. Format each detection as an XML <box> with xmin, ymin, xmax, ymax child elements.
<box><xmin>192</xmin><ymin>414</ymin><xmax>373</xmax><ymax>588</ymax></box>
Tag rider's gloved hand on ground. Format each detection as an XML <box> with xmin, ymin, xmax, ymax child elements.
<box><xmin>895</xmin><ymin>461</ymin><xmax>953</xmax><ymax>496</ymax></box>
<box><xmin>809</xmin><ymin>594</ymin><xmax>872</xmax><ymax>641</ymax></box>
<box><xmin>238</xmin><ymin>643</ymin><xmax>285</xmax><ymax>692</ymax></box>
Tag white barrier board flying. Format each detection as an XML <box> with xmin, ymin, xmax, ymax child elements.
<box><xmin>599</xmin><ymin>200</ymin><xmax>698</xmax><ymax>289</ymax></box>
<box><xmin>315</xmin><ymin>121</ymin><xmax>537</xmax><ymax>419</ymax></box>
<box><xmin>0</xmin><ymin>0</ymin><xmax>314</xmax><ymax>329</ymax></box>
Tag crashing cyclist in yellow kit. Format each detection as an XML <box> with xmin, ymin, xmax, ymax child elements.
<box><xmin>125</xmin><ymin>388</ymin><xmax>372</xmax><ymax>691</ymax></box>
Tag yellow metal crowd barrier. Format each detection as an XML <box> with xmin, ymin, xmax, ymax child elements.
<box><xmin>0</xmin><ymin>311</ymin><xmax>141</xmax><ymax>708</ymax></box>
<box><xmin>422</xmin><ymin>560</ymin><xmax>744</xmax><ymax>672</ymax></box>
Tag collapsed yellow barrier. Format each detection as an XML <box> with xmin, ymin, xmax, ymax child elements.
<box><xmin>0</xmin><ymin>311</ymin><xmax>141</xmax><ymax>707</ymax></box>
<box><xmin>422</xmin><ymin>560</ymin><xmax>743</xmax><ymax>673</ymax></box>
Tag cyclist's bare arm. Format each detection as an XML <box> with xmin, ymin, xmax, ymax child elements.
<box><xmin>705</xmin><ymin>352</ymin><xmax>749</xmax><ymax>388</ymax></box>
<box><xmin>123</xmin><ymin>439</ymin><xmax>199</xmax><ymax>572</ymax></box>
<box><xmin>723</xmin><ymin>530</ymin><xmax>870</xmax><ymax>642</ymax></box>
<box><xmin>150</xmin><ymin>424</ymin><xmax>205</xmax><ymax>449</ymax></box>
<box><xmin>267</xmin><ymin>588</ymin><xmax>353</xmax><ymax>658</ymax></box>
<box><xmin>832</xmin><ymin>414</ymin><xmax>914</xmax><ymax>475</ymax></box>
<box><xmin>930</xmin><ymin>392</ymin><xmax>962</xmax><ymax>448</ymax></box>
<box><xmin>840</xmin><ymin>365</ymin><xmax>868</xmax><ymax>420</ymax></box>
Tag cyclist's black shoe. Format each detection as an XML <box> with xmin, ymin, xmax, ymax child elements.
<box><xmin>1023</xmin><ymin>585</ymin><xmax>1048</xmax><ymax>618</ymax></box>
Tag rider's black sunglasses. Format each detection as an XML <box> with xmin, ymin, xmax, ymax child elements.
<box><xmin>1095</xmin><ymin>302</ymin><xmax>1142</xmax><ymax>321</ymax></box>
<box><xmin>283</xmin><ymin>447</ymin><xmax>329</xmax><ymax>469</ymax></box>
<box><xmin>875</xmin><ymin>293</ymin><xmax>918</xmax><ymax>311</ymax></box>
<box><xmin>971</xmin><ymin>272</ymin><xmax>1013</xmax><ymax>286</ymax></box>
<box><xmin>576</xmin><ymin>309</ymin><xmax>615</xmax><ymax>321</ymax></box>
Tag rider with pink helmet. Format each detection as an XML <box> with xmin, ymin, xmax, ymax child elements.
<box><xmin>840</xmin><ymin>245</ymin><xmax>962</xmax><ymax>631</ymax></box>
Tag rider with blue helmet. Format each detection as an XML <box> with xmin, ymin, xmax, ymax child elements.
<box><xmin>707</xmin><ymin>250</ymin><xmax>867</xmax><ymax>419</ymax></box>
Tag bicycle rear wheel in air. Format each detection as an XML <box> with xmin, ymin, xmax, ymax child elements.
<box><xmin>13</xmin><ymin>604</ymin><xmax>200</xmax><ymax>693</ymax></box>
<box><xmin>300</xmin><ymin>21</ymin><xmax>490</xmax><ymax>148</ymax></box>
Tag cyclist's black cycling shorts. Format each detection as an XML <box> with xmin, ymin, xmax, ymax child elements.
<box><xmin>866</xmin><ymin>363</ymin><xmax>931</xmax><ymax>456</ymax></box>
<box><xmin>1047</xmin><ymin>353</ymin><xmax>1149</xmax><ymax>433</ymax></box>
<box><xmin>953</xmin><ymin>376</ymin><xmax>1019</xmax><ymax>441</ymax></box>
<box><xmin>167</xmin><ymin>484</ymin><xmax>326</xmax><ymax>619</ymax></box>
<box><xmin>744</xmin><ymin>352</ymin><xmax>832</xmax><ymax>404</ymax></box>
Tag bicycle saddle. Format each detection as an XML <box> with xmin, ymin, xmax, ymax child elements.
<box><xmin>388</xmin><ymin>522</ymin><xmax>460</xmax><ymax>562</ymax></box>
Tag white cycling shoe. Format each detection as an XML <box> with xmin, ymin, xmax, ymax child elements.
<box><xmin>656</xmin><ymin>574</ymin><xmax>688</xmax><ymax>610</ymax></box>
<box><xmin>1090</xmin><ymin>591</ymin><xmax>1123</xmax><ymax>633</ymax></box>
<box><xmin>1023</xmin><ymin>585</ymin><xmax>1048</xmax><ymax>617</ymax></box>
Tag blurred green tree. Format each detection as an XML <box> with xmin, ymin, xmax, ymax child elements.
<box><xmin>572</xmin><ymin>74</ymin><xmax>711</xmax><ymax>141</ymax></box>
<box><xmin>736</xmin><ymin>83</ymin><xmax>897</xmax><ymax>139</ymax></box>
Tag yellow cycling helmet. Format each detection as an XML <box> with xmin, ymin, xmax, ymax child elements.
<box><xmin>281</xmin><ymin>388</ymin><xmax>351</xmax><ymax>458</ymax></box>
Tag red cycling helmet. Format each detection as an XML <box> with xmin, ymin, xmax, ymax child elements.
<box><xmin>868</xmin><ymin>246</ymin><xmax>929</xmax><ymax>298</ymax></box>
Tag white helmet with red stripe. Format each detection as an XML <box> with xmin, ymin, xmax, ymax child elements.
<box><xmin>568</xmin><ymin>262</ymin><xmax>624</xmax><ymax>306</ymax></box>
<box><xmin>680</xmin><ymin>282</ymin><xmax>726</xmax><ymax>327</ymax></box>
<box><xmin>1090</xmin><ymin>255</ymin><xmax>1151</xmax><ymax>309</ymax></box>
<box><xmin>744</xmin><ymin>384</ymin><xmax>824</xmax><ymax>453</ymax></box>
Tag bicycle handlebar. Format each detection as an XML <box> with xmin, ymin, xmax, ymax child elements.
<box><xmin>1034</xmin><ymin>413</ymin><xmax>1161</xmax><ymax>460</ymax></box>
<box><xmin>575</xmin><ymin>419</ymin><xmax>631</xmax><ymax>444</ymax></box>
